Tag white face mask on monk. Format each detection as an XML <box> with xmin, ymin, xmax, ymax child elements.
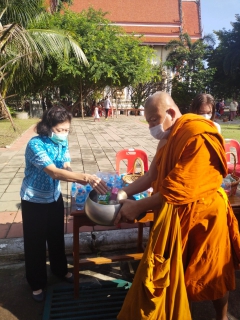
<box><xmin>149</xmin><ymin>113</ymin><xmax>171</xmax><ymax>140</ymax></box>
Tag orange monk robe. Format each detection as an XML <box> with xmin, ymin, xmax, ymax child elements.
<box><xmin>155</xmin><ymin>113</ymin><xmax>238</xmax><ymax>301</ymax></box>
<box><xmin>117</xmin><ymin>198</ymin><xmax>192</xmax><ymax>320</ymax></box>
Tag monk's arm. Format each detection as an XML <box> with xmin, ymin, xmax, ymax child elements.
<box><xmin>114</xmin><ymin>192</ymin><xmax>162</xmax><ymax>224</ymax></box>
<box><xmin>122</xmin><ymin>155</ymin><xmax>158</xmax><ymax>196</ymax></box>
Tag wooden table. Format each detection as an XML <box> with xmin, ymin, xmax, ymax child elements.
<box><xmin>70</xmin><ymin>198</ymin><xmax>153</xmax><ymax>298</ymax></box>
<box><xmin>71</xmin><ymin>195</ymin><xmax>240</xmax><ymax>299</ymax></box>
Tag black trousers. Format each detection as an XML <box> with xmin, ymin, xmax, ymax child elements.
<box><xmin>105</xmin><ymin>108</ymin><xmax>109</xmax><ymax>118</ymax></box>
<box><xmin>21</xmin><ymin>194</ymin><xmax>68</xmax><ymax>291</ymax></box>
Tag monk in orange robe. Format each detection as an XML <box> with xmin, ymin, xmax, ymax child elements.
<box><xmin>114</xmin><ymin>92</ymin><xmax>240</xmax><ymax>320</ymax></box>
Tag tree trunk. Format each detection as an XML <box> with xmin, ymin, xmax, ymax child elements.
<box><xmin>80</xmin><ymin>79</ymin><xmax>84</xmax><ymax>119</ymax></box>
<box><xmin>0</xmin><ymin>94</ymin><xmax>16</xmax><ymax>131</ymax></box>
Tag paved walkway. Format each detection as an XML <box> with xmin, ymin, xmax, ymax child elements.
<box><xmin>0</xmin><ymin>116</ymin><xmax>239</xmax><ymax>243</ymax></box>
<box><xmin>0</xmin><ymin>116</ymin><xmax>157</xmax><ymax>249</ymax></box>
<box><xmin>0</xmin><ymin>116</ymin><xmax>239</xmax><ymax>320</ymax></box>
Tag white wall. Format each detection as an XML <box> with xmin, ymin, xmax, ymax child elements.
<box><xmin>152</xmin><ymin>45</ymin><xmax>172</xmax><ymax>63</ymax></box>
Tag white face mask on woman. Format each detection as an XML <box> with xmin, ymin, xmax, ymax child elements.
<box><xmin>149</xmin><ymin>114</ymin><xmax>170</xmax><ymax>140</ymax></box>
<box><xmin>201</xmin><ymin>114</ymin><xmax>212</xmax><ymax>120</ymax></box>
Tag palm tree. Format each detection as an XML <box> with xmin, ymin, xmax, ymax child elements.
<box><xmin>164</xmin><ymin>33</ymin><xmax>215</xmax><ymax>110</ymax></box>
<box><xmin>165</xmin><ymin>33</ymin><xmax>215</xmax><ymax>81</ymax></box>
<box><xmin>0</xmin><ymin>0</ymin><xmax>88</xmax><ymax>122</ymax></box>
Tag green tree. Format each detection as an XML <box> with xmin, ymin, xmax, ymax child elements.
<box><xmin>207</xmin><ymin>15</ymin><xmax>240</xmax><ymax>99</ymax></box>
<box><xmin>129</xmin><ymin>65</ymin><xmax>164</xmax><ymax>109</ymax></box>
<box><xmin>0</xmin><ymin>0</ymin><xmax>87</xmax><ymax>120</ymax></box>
<box><xmin>165</xmin><ymin>33</ymin><xmax>215</xmax><ymax>112</ymax></box>
<box><xmin>0</xmin><ymin>0</ymin><xmax>44</xmax><ymax>27</ymax></box>
<box><xmin>28</xmin><ymin>8</ymin><xmax>157</xmax><ymax>117</ymax></box>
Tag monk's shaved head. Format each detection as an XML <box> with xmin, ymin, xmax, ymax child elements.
<box><xmin>145</xmin><ymin>91</ymin><xmax>179</xmax><ymax>112</ymax></box>
<box><xmin>144</xmin><ymin>91</ymin><xmax>182</xmax><ymax>130</ymax></box>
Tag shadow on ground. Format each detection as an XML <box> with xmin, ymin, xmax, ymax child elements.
<box><xmin>0</xmin><ymin>252</ymin><xmax>239</xmax><ymax>320</ymax></box>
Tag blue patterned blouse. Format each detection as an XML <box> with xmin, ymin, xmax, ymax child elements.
<box><xmin>20</xmin><ymin>136</ymin><xmax>71</xmax><ymax>203</ymax></box>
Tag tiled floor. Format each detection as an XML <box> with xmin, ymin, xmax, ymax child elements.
<box><xmin>0</xmin><ymin>116</ymin><xmax>157</xmax><ymax>239</ymax></box>
<box><xmin>0</xmin><ymin>117</ymin><xmax>240</xmax><ymax>320</ymax></box>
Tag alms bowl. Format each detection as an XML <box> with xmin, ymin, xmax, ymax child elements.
<box><xmin>84</xmin><ymin>190</ymin><xmax>121</xmax><ymax>226</ymax></box>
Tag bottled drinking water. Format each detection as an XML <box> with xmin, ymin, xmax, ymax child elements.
<box><xmin>75</xmin><ymin>185</ymin><xmax>86</xmax><ymax>210</ymax></box>
<box><xmin>115</xmin><ymin>176</ymin><xmax>123</xmax><ymax>189</ymax></box>
<box><xmin>147</xmin><ymin>187</ymin><xmax>153</xmax><ymax>197</ymax></box>
<box><xmin>71</xmin><ymin>182</ymin><xmax>77</xmax><ymax>197</ymax></box>
<box><xmin>139</xmin><ymin>192</ymin><xmax>146</xmax><ymax>199</ymax></box>
<box><xmin>133</xmin><ymin>193</ymin><xmax>141</xmax><ymax>200</ymax></box>
<box><xmin>85</xmin><ymin>184</ymin><xmax>92</xmax><ymax>200</ymax></box>
<box><xmin>107</xmin><ymin>178</ymin><xmax>114</xmax><ymax>190</ymax></box>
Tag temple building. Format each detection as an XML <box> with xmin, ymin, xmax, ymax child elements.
<box><xmin>48</xmin><ymin>0</ymin><xmax>202</xmax><ymax>101</ymax></box>
<box><xmin>67</xmin><ymin>0</ymin><xmax>202</xmax><ymax>63</ymax></box>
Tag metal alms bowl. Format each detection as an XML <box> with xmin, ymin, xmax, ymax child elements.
<box><xmin>84</xmin><ymin>190</ymin><xmax>121</xmax><ymax>226</ymax></box>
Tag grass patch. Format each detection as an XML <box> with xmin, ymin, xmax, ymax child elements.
<box><xmin>220</xmin><ymin>123</ymin><xmax>240</xmax><ymax>140</ymax></box>
<box><xmin>0</xmin><ymin>118</ymin><xmax>38</xmax><ymax>148</ymax></box>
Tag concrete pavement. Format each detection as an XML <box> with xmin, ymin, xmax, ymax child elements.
<box><xmin>0</xmin><ymin>115</ymin><xmax>239</xmax><ymax>320</ymax></box>
<box><xmin>0</xmin><ymin>115</ymin><xmax>158</xmax><ymax>257</ymax></box>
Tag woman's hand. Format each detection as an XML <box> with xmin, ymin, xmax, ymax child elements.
<box><xmin>87</xmin><ymin>174</ymin><xmax>108</xmax><ymax>194</ymax></box>
<box><xmin>114</xmin><ymin>199</ymin><xmax>142</xmax><ymax>225</ymax></box>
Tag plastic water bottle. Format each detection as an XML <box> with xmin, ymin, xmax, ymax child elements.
<box><xmin>71</xmin><ymin>182</ymin><xmax>77</xmax><ymax>197</ymax></box>
<box><xmin>107</xmin><ymin>178</ymin><xmax>114</xmax><ymax>191</ymax></box>
<box><xmin>141</xmin><ymin>191</ymin><xmax>148</xmax><ymax>198</ymax></box>
<box><xmin>147</xmin><ymin>187</ymin><xmax>153</xmax><ymax>197</ymax></box>
<box><xmin>85</xmin><ymin>184</ymin><xmax>92</xmax><ymax>200</ymax></box>
<box><xmin>75</xmin><ymin>185</ymin><xmax>86</xmax><ymax>210</ymax></box>
<box><xmin>133</xmin><ymin>193</ymin><xmax>141</xmax><ymax>201</ymax></box>
<box><xmin>115</xmin><ymin>176</ymin><xmax>123</xmax><ymax>189</ymax></box>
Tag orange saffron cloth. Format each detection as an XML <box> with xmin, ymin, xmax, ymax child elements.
<box><xmin>117</xmin><ymin>114</ymin><xmax>240</xmax><ymax>320</ymax></box>
<box><xmin>156</xmin><ymin>114</ymin><xmax>238</xmax><ymax>301</ymax></box>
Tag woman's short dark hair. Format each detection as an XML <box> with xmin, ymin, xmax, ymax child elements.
<box><xmin>36</xmin><ymin>106</ymin><xmax>72</xmax><ymax>136</ymax></box>
<box><xmin>190</xmin><ymin>93</ymin><xmax>216</xmax><ymax>120</ymax></box>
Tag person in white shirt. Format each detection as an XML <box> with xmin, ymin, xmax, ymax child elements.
<box><xmin>94</xmin><ymin>105</ymin><xmax>100</xmax><ymax>122</ymax></box>
<box><xmin>229</xmin><ymin>99</ymin><xmax>238</xmax><ymax>121</ymax></box>
<box><xmin>103</xmin><ymin>95</ymin><xmax>112</xmax><ymax>120</ymax></box>
<box><xmin>190</xmin><ymin>93</ymin><xmax>221</xmax><ymax>134</ymax></box>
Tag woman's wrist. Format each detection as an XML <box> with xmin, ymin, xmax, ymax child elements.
<box><xmin>82</xmin><ymin>173</ymin><xmax>90</xmax><ymax>184</ymax></box>
<box><xmin>75</xmin><ymin>173</ymin><xmax>90</xmax><ymax>185</ymax></box>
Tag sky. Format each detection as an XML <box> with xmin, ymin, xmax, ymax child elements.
<box><xmin>201</xmin><ymin>0</ymin><xmax>240</xmax><ymax>36</ymax></box>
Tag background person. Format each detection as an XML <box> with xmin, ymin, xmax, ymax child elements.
<box><xmin>20</xmin><ymin>106</ymin><xmax>107</xmax><ymax>302</ymax></box>
<box><xmin>115</xmin><ymin>92</ymin><xmax>239</xmax><ymax>320</ymax></box>
<box><xmin>103</xmin><ymin>95</ymin><xmax>112</xmax><ymax>120</ymax></box>
<box><xmin>91</xmin><ymin>100</ymin><xmax>96</xmax><ymax>117</ymax></box>
<box><xmin>216</xmin><ymin>99</ymin><xmax>220</xmax><ymax>114</ymax></box>
<box><xmin>219</xmin><ymin>98</ymin><xmax>225</xmax><ymax>116</ymax></box>
<box><xmin>229</xmin><ymin>98</ymin><xmax>238</xmax><ymax>121</ymax></box>
<box><xmin>93</xmin><ymin>103</ymin><xmax>100</xmax><ymax>122</ymax></box>
<box><xmin>190</xmin><ymin>93</ymin><xmax>221</xmax><ymax>133</ymax></box>
<box><xmin>97</xmin><ymin>102</ymin><xmax>103</xmax><ymax>117</ymax></box>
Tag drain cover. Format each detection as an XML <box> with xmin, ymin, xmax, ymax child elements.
<box><xmin>43</xmin><ymin>280</ymin><xmax>131</xmax><ymax>320</ymax></box>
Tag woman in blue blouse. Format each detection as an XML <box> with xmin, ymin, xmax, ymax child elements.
<box><xmin>20</xmin><ymin>106</ymin><xmax>107</xmax><ymax>302</ymax></box>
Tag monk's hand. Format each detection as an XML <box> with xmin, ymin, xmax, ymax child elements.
<box><xmin>87</xmin><ymin>174</ymin><xmax>108</xmax><ymax>194</ymax></box>
<box><xmin>114</xmin><ymin>199</ymin><xmax>141</xmax><ymax>225</ymax></box>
